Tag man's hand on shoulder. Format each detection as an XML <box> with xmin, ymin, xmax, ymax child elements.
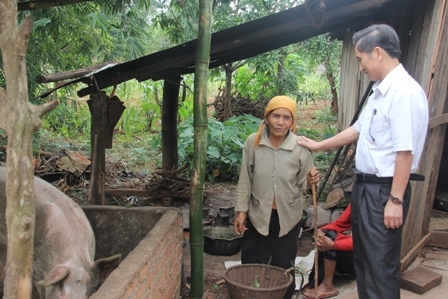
<box><xmin>297</xmin><ymin>136</ymin><xmax>320</xmax><ymax>151</ymax></box>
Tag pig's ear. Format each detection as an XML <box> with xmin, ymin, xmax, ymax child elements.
<box><xmin>94</xmin><ymin>254</ymin><xmax>122</xmax><ymax>282</ymax></box>
<box><xmin>37</xmin><ymin>265</ymin><xmax>70</xmax><ymax>287</ymax></box>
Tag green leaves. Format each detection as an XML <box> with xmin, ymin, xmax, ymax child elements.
<box><xmin>177</xmin><ymin>114</ymin><xmax>261</xmax><ymax>182</ymax></box>
<box><xmin>207</xmin><ymin>146</ymin><xmax>220</xmax><ymax>158</ymax></box>
<box><xmin>32</xmin><ymin>18</ymin><xmax>51</xmax><ymax>29</ymax></box>
<box><xmin>252</xmin><ymin>276</ymin><xmax>260</xmax><ymax>288</ymax></box>
<box><xmin>14</xmin><ymin>2</ymin><xmax>157</xmax><ymax>100</ymax></box>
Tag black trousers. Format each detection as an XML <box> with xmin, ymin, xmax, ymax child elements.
<box><xmin>241</xmin><ymin>210</ymin><xmax>301</xmax><ymax>299</ymax></box>
<box><xmin>351</xmin><ymin>181</ymin><xmax>411</xmax><ymax>299</ymax></box>
<box><xmin>306</xmin><ymin>230</ymin><xmax>355</xmax><ymax>289</ymax></box>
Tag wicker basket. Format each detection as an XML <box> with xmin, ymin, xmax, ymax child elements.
<box><xmin>223</xmin><ymin>264</ymin><xmax>293</xmax><ymax>299</ymax></box>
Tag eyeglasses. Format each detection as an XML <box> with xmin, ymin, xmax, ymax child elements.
<box><xmin>369</xmin><ymin>109</ymin><xmax>377</xmax><ymax>141</ymax></box>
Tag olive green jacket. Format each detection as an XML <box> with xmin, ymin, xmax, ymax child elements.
<box><xmin>236</xmin><ymin>130</ymin><xmax>314</xmax><ymax>237</ymax></box>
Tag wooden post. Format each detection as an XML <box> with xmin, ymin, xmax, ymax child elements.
<box><xmin>87</xmin><ymin>91</ymin><xmax>108</xmax><ymax>205</ymax></box>
<box><xmin>162</xmin><ymin>76</ymin><xmax>181</xmax><ymax>172</ymax></box>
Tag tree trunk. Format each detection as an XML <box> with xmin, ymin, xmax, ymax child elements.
<box><xmin>0</xmin><ymin>4</ymin><xmax>58</xmax><ymax>298</ymax></box>
<box><xmin>189</xmin><ymin>1</ymin><xmax>212</xmax><ymax>298</ymax></box>
<box><xmin>162</xmin><ymin>76</ymin><xmax>181</xmax><ymax>172</ymax></box>
<box><xmin>326</xmin><ymin>70</ymin><xmax>338</xmax><ymax>114</ymax></box>
<box><xmin>222</xmin><ymin>63</ymin><xmax>233</xmax><ymax>121</ymax></box>
<box><xmin>276</xmin><ymin>51</ymin><xmax>286</xmax><ymax>95</ymax></box>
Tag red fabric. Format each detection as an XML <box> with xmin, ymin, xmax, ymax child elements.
<box><xmin>320</xmin><ymin>204</ymin><xmax>353</xmax><ymax>251</ymax></box>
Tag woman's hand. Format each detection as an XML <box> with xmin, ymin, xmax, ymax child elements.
<box><xmin>307</xmin><ymin>166</ymin><xmax>319</xmax><ymax>186</ymax></box>
<box><xmin>317</xmin><ymin>235</ymin><xmax>335</xmax><ymax>252</ymax></box>
<box><xmin>314</xmin><ymin>230</ymin><xmax>335</xmax><ymax>252</ymax></box>
<box><xmin>233</xmin><ymin>212</ymin><xmax>248</xmax><ymax>235</ymax></box>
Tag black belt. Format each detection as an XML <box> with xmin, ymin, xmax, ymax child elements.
<box><xmin>355</xmin><ymin>172</ymin><xmax>425</xmax><ymax>184</ymax></box>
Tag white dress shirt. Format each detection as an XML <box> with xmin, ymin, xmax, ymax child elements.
<box><xmin>353</xmin><ymin>64</ymin><xmax>428</xmax><ymax>177</ymax></box>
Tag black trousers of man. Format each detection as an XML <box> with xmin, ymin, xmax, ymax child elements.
<box><xmin>351</xmin><ymin>181</ymin><xmax>411</xmax><ymax>299</ymax></box>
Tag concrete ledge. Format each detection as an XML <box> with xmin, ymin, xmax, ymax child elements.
<box><xmin>85</xmin><ymin>206</ymin><xmax>183</xmax><ymax>299</ymax></box>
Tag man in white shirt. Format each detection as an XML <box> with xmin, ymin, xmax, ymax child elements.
<box><xmin>297</xmin><ymin>24</ymin><xmax>428</xmax><ymax>299</ymax></box>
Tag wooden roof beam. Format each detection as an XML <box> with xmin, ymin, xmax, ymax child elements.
<box><xmin>18</xmin><ymin>0</ymin><xmax>93</xmax><ymax>11</ymax></box>
<box><xmin>36</xmin><ymin>62</ymin><xmax>115</xmax><ymax>83</ymax></box>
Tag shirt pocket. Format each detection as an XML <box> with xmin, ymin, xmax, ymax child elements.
<box><xmin>250</xmin><ymin>194</ymin><xmax>261</xmax><ymax>206</ymax></box>
<box><xmin>288</xmin><ymin>195</ymin><xmax>302</xmax><ymax>207</ymax></box>
<box><xmin>369</xmin><ymin>114</ymin><xmax>389</xmax><ymax>145</ymax></box>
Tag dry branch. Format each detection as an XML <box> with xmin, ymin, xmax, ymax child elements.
<box><xmin>212</xmin><ymin>94</ymin><xmax>269</xmax><ymax>121</ymax></box>
<box><xmin>33</xmin><ymin>100</ymin><xmax>59</xmax><ymax>119</ymax></box>
<box><xmin>35</xmin><ymin>61</ymin><xmax>115</xmax><ymax>83</ymax></box>
<box><xmin>145</xmin><ymin>176</ymin><xmax>190</xmax><ymax>198</ymax></box>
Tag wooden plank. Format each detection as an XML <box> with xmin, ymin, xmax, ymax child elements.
<box><xmin>104</xmin><ymin>188</ymin><xmax>189</xmax><ymax>198</ymax></box>
<box><xmin>338</xmin><ymin>32</ymin><xmax>358</xmax><ymax>130</ymax></box>
<box><xmin>417</xmin><ymin>0</ymin><xmax>448</xmax><ymax>240</ymax></box>
<box><xmin>400</xmin><ymin>266</ymin><xmax>443</xmax><ymax>295</ymax></box>
<box><xmin>428</xmin><ymin>230</ymin><xmax>448</xmax><ymax>249</ymax></box>
<box><xmin>402</xmin><ymin>0</ymin><xmax>448</xmax><ymax>257</ymax></box>
<box><xmin>429</xmin><ymin>113</ymin><xmax>448</xmax><ymax>128</ymax></box>
<box><xmin>36</xmin><ymin>62</ymin><xmax>114</xmax><ymax>83</ymax></box>
<box><xmin>400</xmin><ymin>233</ymin><xmax>430</xmax><ymax>272</ymax></box>
<box><xmin>398</xmin><ymin>0</ymin><xmax>436</xmax><ymax>253</ymax></box>
<box><xmin>88</xmin><ymin>92</ymin><xmax>108</xmax><ymax>205</ymax></box>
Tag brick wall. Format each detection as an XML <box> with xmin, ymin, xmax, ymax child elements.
<box><xmin>91</xmin><ymin>209</ymin><xmax>183</xmax><ymax>299</ymax></box>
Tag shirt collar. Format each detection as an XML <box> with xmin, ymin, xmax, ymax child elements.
<box><xmin>259</xmin><ymin>130</ymin><xmax>297</xmax><ymax>151</ymax></box>
<box><xmin>376</xmin><ymin>64</ymin><xmax>406</xmax><ymax>96</ymax></box>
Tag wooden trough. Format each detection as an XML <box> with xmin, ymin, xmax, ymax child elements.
<box><xmin>84</xmin><ymin>205</ymin><xmax>183</xmax><ymax>299</ymax></box>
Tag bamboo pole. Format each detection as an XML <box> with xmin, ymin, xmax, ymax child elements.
<box><xmin>189</xmin><ymin>1</ymin><xmax>212</xmax><ymax>299</ymax></box>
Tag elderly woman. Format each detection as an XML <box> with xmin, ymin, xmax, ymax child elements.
<box><xmin>234</xmin><ymin>95</ymin><xmax>319</xmax><ymax>299</ymax></box>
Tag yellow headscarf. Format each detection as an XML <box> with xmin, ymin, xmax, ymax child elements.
<box><xmin>254</xmin><ymin>95</ymin><xmax>297</xmax><ymax>147</ymax></box>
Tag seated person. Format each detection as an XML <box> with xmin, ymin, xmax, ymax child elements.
<box><xmin>302</xmin><ymin>203</ymin><xmax>354</xmax><ymax>299</ymax></box>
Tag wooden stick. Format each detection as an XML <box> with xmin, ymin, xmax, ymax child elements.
<box><xmin>312</xmin><ymin>183</ymin><xmax>319</xmax><ymax>299</ymax></box>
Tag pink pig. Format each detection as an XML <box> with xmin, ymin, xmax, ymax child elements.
<box><xmin>0</xmin><ymin>167</ymin><xmax>121</xmax><ymax>298</ymax></box>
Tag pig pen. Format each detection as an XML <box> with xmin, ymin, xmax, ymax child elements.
<box><xmin>84</xmin><ymin>205</ymin><xmax>183</xmax><ymax>299</ymax></box>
